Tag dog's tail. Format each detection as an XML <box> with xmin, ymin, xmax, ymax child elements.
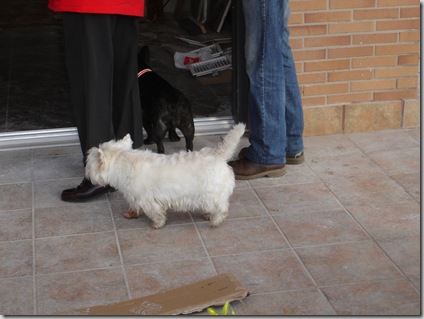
<box><xmin>213</xmin><ymin>123</ymin><xmax>246</xmax><ymax>160</ymax></box>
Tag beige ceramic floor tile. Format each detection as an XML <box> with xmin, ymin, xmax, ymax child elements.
<box><xmin>367</xmin><ymin>148</ymin><xmax>420</xmax><ymax>176</ymax></box>
<box><xmin>0</xmin><ymin>149</ymin><xmax>31</xmax><ymax>160</ymax></box>
<box><xmin>34</xmin><ymin>202</ymin><xmax>113</xmax><ymax>238</ymax></box>
<box><xmin>347</xmin><ymin>202</ymin><xmax>420</xmax><ymax>241</ymax></box>
<box><xmin>0</xmin><ymin>276</ymin><xmax>34</xmax><ymax>315</ymax></box>
<box><xmin>324</xmin><ymin>174</ymin><xmax>413</xmax><ymax>207</ymax></box>
<box><xmin>0</xmin><ymin>209</ymin><xmax>32</xmax><ymax>241</ymax></box>
<box><xmin>32</xmin><ymin>152</ymin><xmax>83</xmax><ymax>181</ymax></box>
<box><xmin>118</xmin><ymin>224</ymin><xmax>206</xmax><ymax>265</ymax></box>
<box><xmin>307</xmin><ymin>152</ymin><xmax>385</xmax><ymax>181</ymax></box>
<box><xmin>296</xmin><ymin>241</ymin><xmax>402</xmax><ymax>286</ymax></box>
<box><xmin>304</xmin><ymin>134</ymin><xmax>362</xmax><ymax>159</ymax></box>
<box><xmin>403</xmin><ymin>128</ymin><xmax>420</xmax><ymax>142</ymax></box>
<box><xmin>126</xmin><ymin>258</ymin><xmax>216</xmax><ymax>298</ymax></box>
<box><xmin>198</xmin><ymin>217</ymin><xmax>289</xmax><ymax>256</ymax></box>
<box><xmin>0</xmin><ymin>240</ymin><xmax>33</xmax><ymax>278</ymax></box>
<box><xmin>0</xmin><ymin>183</ymin><xmax>32</xmax><ymax>211</ymax></box>
<box><xmin>36</xmin><ymin>268</ymin><xmax>128</xmax><ymax>315</ymax></box>
<box><xmin>233</xmin><ymin>289</ymin><xmax>336</xmax><ymax>315</ymax></box>
<box><xmin>391</xmin><ymin>172</ymin><xmax>420</xmax><ymax>202</ymax></box>
<box><xmin>0</xmin><ymin>156</ymin><xmax>32</xmax><ymax>184</ymax></box>
<box><xmin>32</xmin><ymin>145</ymin><xmax>81</xmax><ymax>158</ymax></box>
<box><xmin>378</xmin><ymin>235</ymin><xmax>421</xmax><ymax>275</ymax></box>
<box><xmin>321</xmin><ymin>279</ymin><xmax>420</xmax><ymax>315</ymax></box>
<box><xmin>254</xmin><ymin>182</ymin><xmax>343</xmax><ymax>215</ymax></box>
<box><xmin>347</xmin><ymin>129</ymin><xmax>419</xmax><ymax>154</ymax></box>
<box><xmin>274</xmin><ymin>209</ymin><xmax>368</xmax><ymax>247</ymax></box>
<box><xmin>35</xmin><ymin>231</ymin><xmax>121</xmax><ymax>274</ymax></box>
<box><xmin>212</xmin><ymin>249</ymin><xmax>315</xmax><ymax>294</ymax></box>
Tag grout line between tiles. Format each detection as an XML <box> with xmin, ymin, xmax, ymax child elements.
<box><xmin>106</xmin><ymin>197</ymin><xmax>132</xmax><ymax>299</ymax></box>
<box><xmin>30</xmin><ymin>150</ymin><xmax>37</xmax><ymax>315</ymax></box>
<box><xmin>248</xmin><ymin>181</ymin><xmax>337</xmax><ymax>314</ymax></box>
<box><xmin>189</xmin><ymin>213</ymin><xmax>218</xmax><ymax>276</ymax></box>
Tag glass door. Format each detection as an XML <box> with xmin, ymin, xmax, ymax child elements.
<box><xmin>0</xmin><ymin>0</ymin><xmax>248</xmax><ymax>148</ymax></box>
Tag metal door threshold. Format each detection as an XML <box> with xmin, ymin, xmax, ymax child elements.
<box><xmin>0</xmin><ymin>116</ymin><xmax>235</xmax><ymax>151</ymax></box>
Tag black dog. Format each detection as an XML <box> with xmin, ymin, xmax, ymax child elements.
<box><xmin>137</xmin><ymin>45</ymin><xmax>195</xmax><ymax>154</ymax></box>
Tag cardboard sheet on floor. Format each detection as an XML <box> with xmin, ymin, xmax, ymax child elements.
<box><xmin>60</xmin><ymin>273</ymin><xmax>250</xmax><ymax>315</ymax></box>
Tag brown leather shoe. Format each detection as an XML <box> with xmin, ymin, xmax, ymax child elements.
<box><xmin>238</xmin><ymin>147</ymin><xmax>305</xmax><ymax>165</ymax></box>
<box><xmin>228</xmin><ymin>157</ymin><xmax>286</xmax><ymax>180</ymax></box>
<box><xmin>61</xmin><ymin>178</ymin><xmax>115</xmax><ymax>202</ymax></box>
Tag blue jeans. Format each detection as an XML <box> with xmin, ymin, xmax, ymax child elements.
<box><xmin>242</xmin><ymin>0</ymin><xmax>304</xmax><ymax>165</ymax></box>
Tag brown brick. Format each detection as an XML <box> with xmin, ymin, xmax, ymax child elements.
<box><xmin>374</xmin><ymin>90</ymin><xmax>418</xmax><ymax>101</ymax></box>
<box><xmin>305</xmin><ymin>59</ymin><xmax>350</xmax><ymax>72</ymax></box>
<box><xmin>297</xmin><ymin>72</ymin><xmax>327</xmax><ymax>85</ymax></box>
<box><xmin>398</xmin><ymin>54</ymin><xmax>420</xmax><ymax>65</ymax></box>
<box><xmin>290</xmin><ymin>25</ymin><xmax>327</xmax><ymax>36</ymax></box>
<box><xmin>295</xmin><ymin>62</ymin><xmax>303</xmax><ymax>74</ymax></box>
<box><xmin>330</xmin><ymin>0</ymin><xmax>376</xmax><ymax>9</ymax></box>
<box><xmin>328</xmin><ymin>69</ymin><xmax>373</xmax><ymax>82</ymax></box>
<box><xmin>293</xmin><ymin>49</ymin><xmax>326</xmax><ymax>61</ymax></box>
<box><xmin>329</xmin><ymin>21</ymin><xmax>374</xmax><ymax>33</ymax></box>
<box><xmin>397</xmin><ymin>77</ymin><xmax>418</xmax><ymax>89</ymax></box>
<box><xmin>375</xmin><ymin>66</ymin><xmax>419</xmax><ymax>78</ymax></box>
<box><xmin>400</xmin><ymin>30</ymin><xmax>420</xmax><ymax>42</ymax></box>
<box><xmin>289</xmin><ymin>13</ymin><xmax>304</xmax><ymax>25</ymax></box>
<box><xmin>305</xmin><ymin>11</ymin><xmax>351</xmax><ymax>23</ymax></box>
<box><xmin>328</xmin><ymin>46</ymin><xmax>373</xmax><ymax>59</ymax></box>
<box><xmin>352</xmin><ymin>56</ymin><xmax>398</xmax><ymax>68</ymax></box>
<box><xmin>301</xmin><ymin>96</ymin><xmax>326</xmax><ymax>107</ymax></box>
<box><xmin>353</xmin><ymin>33</ymin><xmax>398</xmax><ymax>44</ymax></box>
<box><xmin>376</xmin><ymin>19</ymin><xmax>420</xmax><ymax>31</ymax></box>
<box><xmin>375</xmin><ymin>43</ymin><xmax>420</xmax><ymax>55</ymax></box>
<box><xmin>304</xmin><ymin>35</ymin><xmax>351</xmax><ymax>48</ymax></box>
<box><xmin>290</xmin><ymin>0</ymin><xmax>327</xmax><ymax>12</ymax></box>
<box><xmin>354</xmin><ymin>8</ymin><xmax>399</xmax><ymax>20</ymax></box>
<box><xmin>351</xmin><ymin>79</ymin><xmax>397</xmax><ymax>91</ymax></box>
<box><xmin>378</xmin><ymin>0</ymin><xmax>419</xmax><ymax>7</ymax></box>
<box><xmin>327</xmin><ymin>92</ymin><xmax>373</xmax><ymax>105</ymax></box>
<box><xmin>400</xmin><ymin>7</ymin><xmax>421</xmax><ymax>18</ymax></box>
<box><xmin>289</xmin><ymin>38</ymin><xmax>303</xmax><ymax>50</ymax></box>
<box><xmin>303</xmin><ymin>83</ymin><xmax>349</xmax><ymax>96</ymax></box>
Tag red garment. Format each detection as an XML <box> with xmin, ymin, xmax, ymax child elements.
<box><xmin>48</xmin><ymin>0</ymin><xmax>144</xmax><ymax>17</ymax></box>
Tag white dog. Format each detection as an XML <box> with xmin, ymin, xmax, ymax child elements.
<box><xmin>85</xmin><ymin>123</ymin><xmax>246</xmax><ymax>229</ymax></box>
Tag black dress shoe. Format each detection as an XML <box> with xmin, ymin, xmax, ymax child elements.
<box><xmin>61</xmin><ymin>178</ymin><xmax>115</xmax><ymax>202</ymax></box>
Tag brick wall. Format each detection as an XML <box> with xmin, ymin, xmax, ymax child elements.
<box><xmin>288</xmin><ymin>0</ymin><xmax>420</xmax><ymax>136</ymax></box>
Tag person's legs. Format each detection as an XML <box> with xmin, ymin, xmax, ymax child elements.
<box><xmin>281</xmin><ymin>2</ymin><xmax>304</xmax><ymax>158</ymax></box>
<box><xmin>63</xmin><ymin>13</ymin><xmax>115</xmax><ymax>157</ymax></box>
<box><xmin>61</xmin><ymin>13</ymin><xmax>143</xmax><ymax>201</ymax></box>
<box><xmin>229</xmin><ymin>0</ymin><xmax>304</xmax><ymax>179</ymax></box>
<box><xmin>111</xmin><ymin>15</ymin><xmax>143</xmax><ymax>148</ymax></box>
<box><xmin>242</xmin><ymin>0</ymin><xmax>286</xmax><ymax>165</ymax></box>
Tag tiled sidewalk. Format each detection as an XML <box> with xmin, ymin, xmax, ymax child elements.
<box><xmin>0</xmin><ymin>128</ymin><xmax>420</xmax><ymax>315</ymax></box>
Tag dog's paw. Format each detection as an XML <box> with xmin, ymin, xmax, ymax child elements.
<box><xmin>124</xmin><ymin>209</ymin><xmax>139</xmax><ymax>219</ymax></box>
<box><xmin>150</xmin><ymin>221</ymin><xmax>165</xmax><ymax>229</ymax></box>
<box><xmin>203</xmin><ymin>213</ymin><xmax>211</xmax><ymax>221</ymax></box>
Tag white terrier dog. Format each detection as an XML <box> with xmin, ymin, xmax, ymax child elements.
<box><xmin>85</xmin><ymin>123</ymin><xmax>246</xmax><ymax>229</ymax></box>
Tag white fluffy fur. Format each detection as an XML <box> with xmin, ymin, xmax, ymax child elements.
<box><xmin>85</xmin><ymin>123</ymin><xmax>246</xmax><ymax>229</ymax></box>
